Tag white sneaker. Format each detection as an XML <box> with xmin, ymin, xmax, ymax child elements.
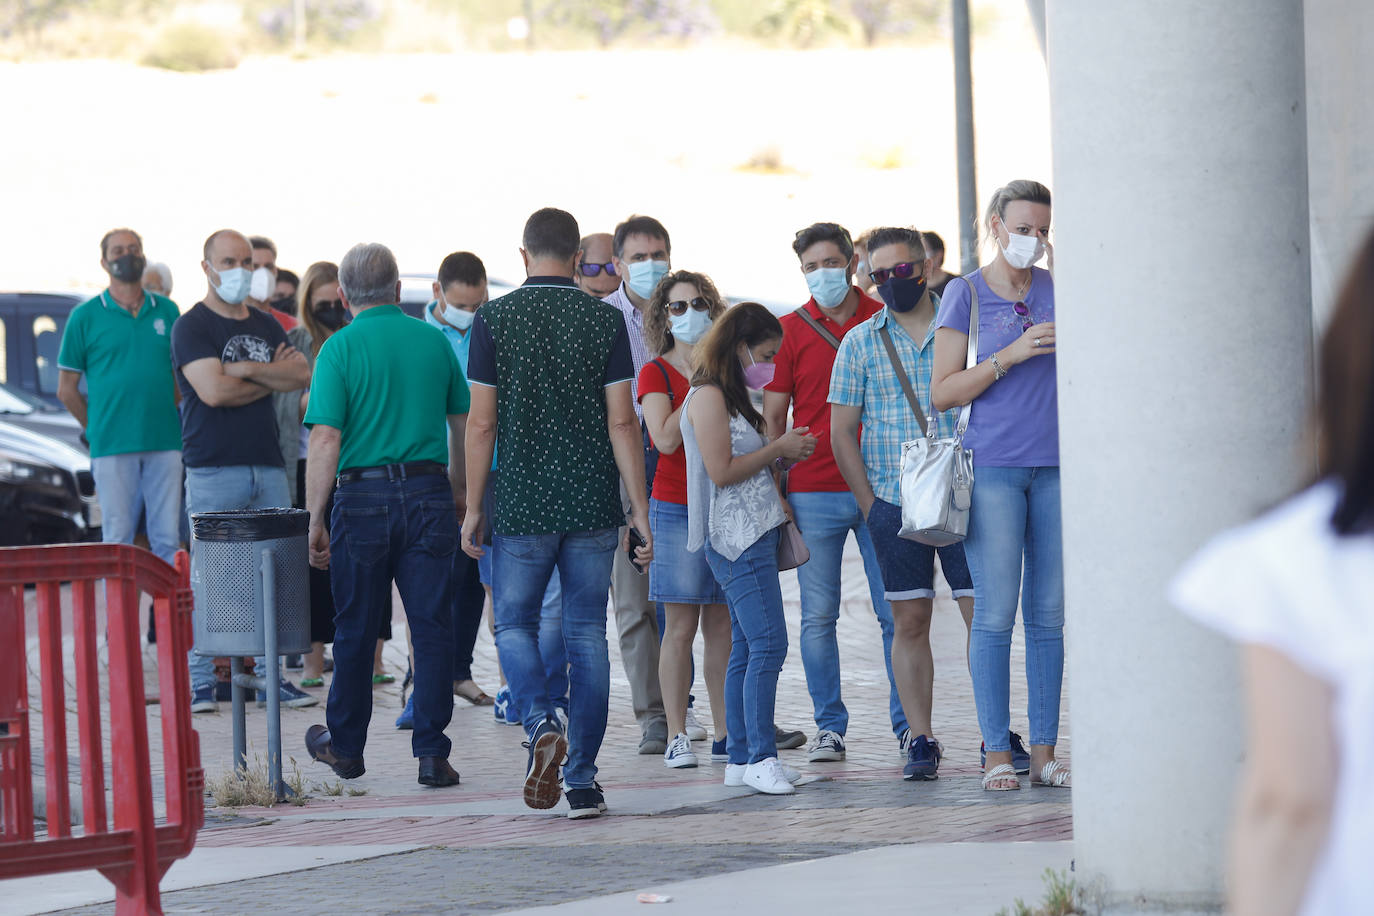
<box><xmin>684</xmin><ymin>707</ymin><xmax>708</xmax><ymax>741</ymax></box>
<box><xmin>723</xmin><ymin>763</ymin><xmax>746</xmax><ymax>787</ymax></box>
<box><xmin>808</xmin><ymin>729</ymin><xmax>846</xmax><ymax>762</ymax></box>
<box><xmin>663</xmin><ymin>732</ymin><xmax>698</xmax><ymax>769</ymax></box>
<box><xmin>898</xmin><ymin>728</ymin><xmax>911</xmax><ymax>762</ymax></box>
<box><xmin>778</xmin><ymin>761</ymin><xmax>802</xmax><ymax>783</ymax></box>
<box><xmin>743</xmin><ymin>757</ymin><xmax>796</xmax><ymax>795</ymax></box>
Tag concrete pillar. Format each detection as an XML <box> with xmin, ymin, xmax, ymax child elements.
<box><xmin>1304</xmin><ymin>0</ymin><xmax>1374</xmax><ymax>329</ymax></box>
<box><xmin>1047</xmin><ymin>3</ymin><xmax>1312</xmax><ymax>913</ymax></box>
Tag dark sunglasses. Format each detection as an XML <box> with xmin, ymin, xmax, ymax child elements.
<box><xmin>1013</xmin><ymin>301</ymin><xmax>1033</xmax><ymax>330</ymax></box>
<box><xmin>666</xmin><ymin>297</ymin><xmax>710</xmax><ymax>316</ymax></box>
<box><xmin>312</xmin><ymin>299</ymin><xmax>343</xmax><ymax>311</ymax></box>
<box><xmin>578</xmin><ymin>261</ymin><xmax>617</xmax><ymax>277</ymax></box>
<box><xmin>868</xmin><ymin>261</ymin><xmax>921</xmax><ymax>285</ymax></box>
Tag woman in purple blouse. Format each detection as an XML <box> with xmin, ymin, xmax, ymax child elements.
<box><xmin>931</xmin><ymin>179</ymin><xmax>1070</xmax><ymax>793</ymax></box>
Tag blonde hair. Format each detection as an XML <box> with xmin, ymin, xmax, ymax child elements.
<box><xmin>644</xmin><ymin>269</ymin><xmax>728</xmax><ymax>355</ymax></box>
<box><xmin>982</xmin><ymin>179</ymin><xmax>1052</xmax><ymax>247</ymax></box>
<box><xmin>297</xmin><ymin>261</ymin><xmax>340</xmax><ymax>354</ymax></box>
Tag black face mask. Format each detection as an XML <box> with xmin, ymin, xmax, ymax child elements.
<box><xmin>314</xmin><ymin>304</ymin><xmax>349</xmax><ymax>331</ymax></box>
<box><xmin>877</xmin><ymin>274</ymin><xmax>927</xmax><ymax>313</ymax></box>
<box><xmin>109</xmin><ymin>253</ymin><xmax>147</xmax><ymax>284</ymax></box>
<box><xmin>270</xmin><ymin>294</ymin><xmax>297</xmax><ymax>316</ymax></box>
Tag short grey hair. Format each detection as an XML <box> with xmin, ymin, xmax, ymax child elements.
<box><xmin>143</xmin><ymin>262</ymin><xmax>173</xmax><ymax>295</ymax></box>
<box><xmin>338</xmin><ymin>242</ymin><xmax>400</xmax><ymax>308</ymax></box>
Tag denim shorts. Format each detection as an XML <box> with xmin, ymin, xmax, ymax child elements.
<box><xmin>864</xmin><ymin>497</ymin><xmax>974</xmax><ymax>601</ymax></box>
<box><xmin>648</xmin><ymin>498</ymin><xmax>725</xmax><ymax>605</ymax></box>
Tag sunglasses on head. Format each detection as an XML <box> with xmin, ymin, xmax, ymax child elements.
<box><xmin>579</xmin><ymin>261</ymin><xmax>616</xmax><ymax>277</ymax></box>
<box><xmin>666</xmin><ymin>297</ymin><xmax>710</xmax><ymax>316</ymax></box>
<box><xmin>868</xmin><ymin>261</ymin><xmax>921</xmax><ymax>285</ymax></box>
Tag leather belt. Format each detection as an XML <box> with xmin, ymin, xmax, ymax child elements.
<box><xmin>336</xmin><ymin>461</ymin><xmax>447</xmax><ymax>487</ymax></box>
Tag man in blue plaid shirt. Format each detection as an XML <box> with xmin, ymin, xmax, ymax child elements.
<box><xmin>828</xmin><ymin>227</ymin><xmax>975</xmax><ymax>782</ymax></box>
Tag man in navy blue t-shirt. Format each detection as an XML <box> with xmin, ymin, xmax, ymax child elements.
<box><xmin>172</xmin><ymin>229</ymin><xmax>315</xmax><ymax>714</ymax></box>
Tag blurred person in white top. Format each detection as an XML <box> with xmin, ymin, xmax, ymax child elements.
<box><xmin>1171</xmin><ymin>227</ymin><xmax>1374</xmax><ymax>916</ymax></box>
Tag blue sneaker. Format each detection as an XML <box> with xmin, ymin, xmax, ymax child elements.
<box><xmin>190</xmin><ymin>684</ymin><xmax>218</xmax><ymax>714</ymax></box>
<box><xmin>980</xmin><ymin>732</ymin><xmax>1033</xmax><ymax>775</ymax></box>
<box><xmin>710</xmin><ymin>738</ymin><xmax>728</xmax><ymax>763</ymax></box>
<box><xmin>494</xmin><ymin>686</ymin><xmax>521</xmax><ymax>726</ymax></box>
<box><xmin>395</xmin><ymin>693</ymin><xmax>415</xmax><ymax>730</ymax></box>
<box><xmin>904</xmin><ymin>735</ymin><xmax>942</xmax><ymax>781</ymax></box>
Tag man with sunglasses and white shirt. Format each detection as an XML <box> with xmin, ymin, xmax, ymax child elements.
<box><xmin>600</xmin><ymin>214</ymin><xmax>672</xmax><ymax>755</ymax></box>
<box><xmin>577</xmin><ymin>233</ymin><xmax>620</xmax><ymax>299</ymax></box>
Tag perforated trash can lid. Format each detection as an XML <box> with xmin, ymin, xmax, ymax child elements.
<box><xmin>191</xmin><ymin>507</ymin><xmax>309</xmax><ymax>542</ymax></box>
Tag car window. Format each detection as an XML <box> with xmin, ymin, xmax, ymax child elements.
<box><xmin>32</xmin><ymin>315</ymin><xmax>59</xmax><ymax>395</ymax></box>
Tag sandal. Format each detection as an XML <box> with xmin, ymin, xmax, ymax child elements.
<box><xmin>372</xmin><ymin>673</ymin><xmax>396</xmax><ymax>685</ymax></box>
<box><xmin>1032</xmin><ymin>759</ymin><xmax>1071</xmax><ymax>788</ymax></box>
<box><xmin>982</xmin><ymin>763</ymin><xmax>1020</xmax><ymax>792</ymax></box>
<box><xmin>300</xmin><ymin>677</ymin><xmax>324</xmax><ymax>688</ymax></box>
<box><xmin>453</xmin><ymin>679</ymin><xmax>495</xmax><ymax>706</ymax></box>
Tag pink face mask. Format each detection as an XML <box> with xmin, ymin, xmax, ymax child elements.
<box><xmin>742</xmin><ymin>350</ymin><xmax>775</xmax><ymax>390</ymax></box>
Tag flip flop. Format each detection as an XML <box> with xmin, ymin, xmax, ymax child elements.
<box><xmin>300</xmin><ymin>677</ymin><xmax>324</xmax><ymax>688</ymax></box>
<box><xmin>454</xmin><ymin>680</ymin><xmax>495</xmax><ymax>706</ymax></box>
<box><xmin>372</xmin><ymin>673</ymin><xmax>396</xmax><ymax>685</ymax></box>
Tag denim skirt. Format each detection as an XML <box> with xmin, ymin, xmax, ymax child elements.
<box><xmin>649</xmin><ymin>498</ymin><xmax>726</xmax><ymax>605</ymax></box>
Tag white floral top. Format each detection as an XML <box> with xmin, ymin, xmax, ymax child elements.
<box><xmin>680</xmin><ymin>386</ymin><xmax>785</xmax><ymax>562</ymax></box>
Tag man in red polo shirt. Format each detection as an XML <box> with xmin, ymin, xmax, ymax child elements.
<box><xmin>763</xmin><ymin>222</ymin><xmax>906</xmax><ymax>765</ymax></box>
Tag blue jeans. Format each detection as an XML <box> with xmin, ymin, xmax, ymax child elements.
<box><xmin>185</xmin><ymin>464</ymin><xmax>290</xmax><ymax>694</ymax></box>
<box><xmin>451</xmin><ymin>552</ymin><xmax>486</xmax><ymax>682</ymax></box>
<box><xmin>963</xmin><ymin>467</ymin><xmax>1065</xmax><ymax>751</ymax></box>
<box><xmin>706</xmin><ymin>529</ymin><xmax>787</xmax><ymax>765</ymax></box>
<box><xmin>788</xmin><ymin>490</ymin><xmax>903</xmax><ymax>737</ymax></box>
<box><xmin>328</xmin><ymin>474</ymin><xmax>457</xmax><ymax>759</ymax></box>
<box><xmin>91</xmin><ymin>449</ymin><xmax>183</xmax><ymax>564</ymax></box>
<box><xmin>483</xmin><ymin>554</ymin><xmax>569</xmax><ymax>711</ymax></box>
<box><xmin>492</xmin><ymin>528</ymin><xmax>616</xmax><ymax>789</ymax></box>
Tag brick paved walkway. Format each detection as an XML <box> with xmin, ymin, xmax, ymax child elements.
<box><xmin>13</xmin><ymin>538</ymin><xmax>1072</xmax><ymax>914</ymax></box>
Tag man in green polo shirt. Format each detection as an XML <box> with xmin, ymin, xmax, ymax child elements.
<box><xmin>302</xmin><ymin>241</ymin><xmax>469</xmax><ymax>789</ymax></box>
<box><xmin>57</xmin><ymin>227</ymin><xmax>183</xmax><ymax>572</ymax></box>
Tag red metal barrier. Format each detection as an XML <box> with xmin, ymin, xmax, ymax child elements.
<box><xmin>0</xmin><ymin>543</ymin><xmax>203</xmax><ymax>915</ymax></box>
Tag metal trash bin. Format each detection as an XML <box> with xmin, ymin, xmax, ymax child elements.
<box><xmin>190</xmin><ymin>508</ymin><xmax>310</xmax><ymax>658</ymax></box>
<box><xmin>189</xmin><ymin>507</ymin><xmax>311</xmax><ymax>800</ymax></box>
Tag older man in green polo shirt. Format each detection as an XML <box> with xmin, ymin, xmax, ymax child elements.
<box><xmin>57</xmin><ymin>227</ymin><xmax>183</xmax><ymax>572</ymax></box>
<box><xmin>302</xmin><ymin>241</ymin><xmax>470</xmax><ymax>788</ymax></box>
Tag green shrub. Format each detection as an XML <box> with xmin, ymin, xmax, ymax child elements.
<box><xmin>140</xmin><ymin>23</ymin><xmax>240</xmax><ymax>72</ymax></box>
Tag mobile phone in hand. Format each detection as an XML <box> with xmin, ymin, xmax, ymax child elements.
<box><xmin>627</xmin><ymin>527</ymin><xmax>647</xmax><ymax>574</ymax></box>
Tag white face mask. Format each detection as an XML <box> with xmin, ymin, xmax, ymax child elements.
<box><xmin>999</xmin><ymin>230</ymin><xmax>1044</xmax><ymax>269</ymax></box>
<box><xmin>443</xmin><ymin>302</ymin><xmax>476</xmax><ymax>330</ymax></box>
<box><xmin>249</xmin><ymin>266</ymin><xmax>275</xmax><ymax>302</ymax></box>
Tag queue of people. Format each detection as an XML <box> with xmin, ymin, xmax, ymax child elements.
<box><xmin>57</xmin><ymin>178</ymin><xmax>1069</xmax><ymax>820</ymax></box>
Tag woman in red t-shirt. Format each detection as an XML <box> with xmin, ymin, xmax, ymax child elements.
<box><xmin>638</xmin><ymin>270</ymin><xmax>730</xmax><ymax>769</ymax></box>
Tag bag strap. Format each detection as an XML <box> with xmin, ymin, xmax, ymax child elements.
<box><xmin>955</xmin><ymin>273</ymin><xmax>981</xmax><ymax>439</ymax></box>
<box><xmin>652</xmin><ymin>358</ymin><xmax>675</xmax><ymax>407</ymax></box>
<box><xmin>877</xmin><ymin>324</ymin><xmax>928</xmax><ymax>436</ymax></box>
<box><xmin>793</xmin><ymin>306</ymin><xmax>842</xmax><ymax>350</ymax></box>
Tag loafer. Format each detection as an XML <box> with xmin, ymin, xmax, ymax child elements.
<box><xmin>417</xmin><ymin>756</ymin><xmax>460</xmax><ymax>787</ymax></box>
<box><xmin>304</xmin><ymin>724</ymin><xmax>365</xmax><ymax>780</ymax></box>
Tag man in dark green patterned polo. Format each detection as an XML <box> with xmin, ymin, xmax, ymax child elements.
<box><xmin>461</xmin><ymin>207</ymin><xmax>652</xmax><ymax>819</ymax></box>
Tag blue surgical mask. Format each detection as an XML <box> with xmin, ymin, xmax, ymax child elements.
<box><xmin>805</xmin><ymin>267</ymin><xmax>851</xmax><ymax>309</ymax></box>
<box><xmin>669</xmin><ymin>309</ymin><xmax>711</xmax><ymax>345</ymax></box>
<box><xmin>213</xmin><ymin>266</ymin><xmax>252</xmax><ymax>305</ymax></box>
<box><xmin>626</xmin><ymin>259</ymin><xmax>669</xmax><ymax>299</ymax></box>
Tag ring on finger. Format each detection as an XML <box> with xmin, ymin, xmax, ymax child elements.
<box><xmin>1033</xmin><ymin>337</ymin><xmax>1042</xmax><ymax>347</ymax></box>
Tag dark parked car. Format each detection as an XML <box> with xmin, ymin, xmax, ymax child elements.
<box><xmin>0</xmin><ymin>419</ymin><xmax>100</xmax><ymax>545</ymax></box>
<box><xmin>0</xmin><ymin>292</ymin><xmax>85</xmax><ymax>408</ymax></box>
<box><xmin>0</xmin><ymin>380</ymin><xmax>87</xmax><ymax>452</ymax></box>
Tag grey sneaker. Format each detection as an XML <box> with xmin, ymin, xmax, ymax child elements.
<box><xmin>807</xmin><ymin>729</ymin><xmax>846</xmax><ymax>762</ymax></box>
<box><xmin>638</xmin><ymin>725</ymin><xmax>668</xmax><ymax>755</ymax></box>
<box><xmin>684</xmin><ymin>707</ymin><xmax>708</xmax><ymax>741</ymax></box>
<box><xmin>774</xmin><ymin>725</ymin><xmax>807</xmax><ymax>750</ymax></box>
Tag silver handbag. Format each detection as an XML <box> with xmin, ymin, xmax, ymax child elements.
<box><xmin>879</xmin><ymin>277</ymin><xmax>980</xmax><ymax>547</ymax></box>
